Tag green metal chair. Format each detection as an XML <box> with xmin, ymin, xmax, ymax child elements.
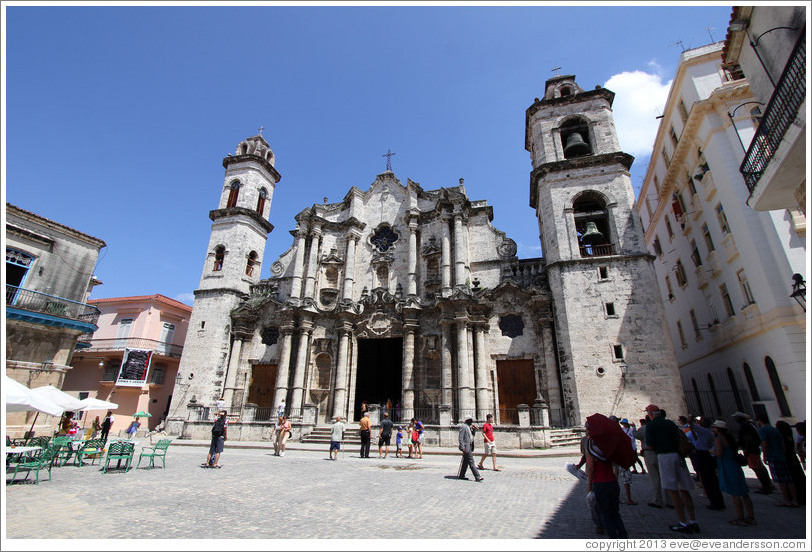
<box><xmin>74</xmin><ymin>439</ymin><xmax>106</xmax><ymax>467</ymax></box>
<box><xmin>102</xmin><ymin>441</ymin><xmax>135</xmax><ymax>474</ymax></box>
<box><xmin>6</xmin><ymin>444</ymin><xmax>58</xmax><ymax>484</ymax></box>
<box><xmin>137</xmin><ymin>439</ymin><xmax>172</xmax><ymax>469</ymax></box>
<box><xmin>51</xmin><ymin>436</ymin><xmax>73</xmax><ymax>467</ymax></box>
<box><xmin>28</xmin><ymin>436</ymin><xmax>51</xmax><ymax>449</ymax></box>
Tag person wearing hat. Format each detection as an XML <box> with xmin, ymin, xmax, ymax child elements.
<box><xmin>644</xmin><ymin>404</ymin><xmax>700</xmax><ymax>534</ymax></box>
<box><xmin>621</xmin><ymin>418</ymin><xmax>646</xmax><ymax>475</ymax></box>
<box><xmin>710</xmin><ymin>420</ymin><xmax>756</xmax><ymax>526</ymax></box>
<box><xmin>457</xmin><ymin>416</ymin><xmax>483</xmax><ymax>482</ymax></box>
<box><xmin>732</xmin><ymin>412</ymin><xmax>774</xmax><ymax>495</ymax></box>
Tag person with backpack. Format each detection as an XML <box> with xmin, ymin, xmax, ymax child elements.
<box><xmin>205</xmin><ymin>410</ymin><xmax>228</xmax><ymax>468</ymax></box>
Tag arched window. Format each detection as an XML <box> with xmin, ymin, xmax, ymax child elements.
<box><xmin>560</xmin><ymin>86</ymin><xmax>573</xmax><ymax>97</ymax></box>
<box><xmin>764</xmin><ymin>356</ymin><xmax>792</xmax><ymax>416</ymax></box>
<box><xmin>226</xmin><ymin>180</ymin><xmax>241</xmax><ymax>208</ymax></box>
<box><xmin>560</xmin><ymin>117</ymin><xmax>592</xmax><ymax>159</ymax></box>
<box><xmin>213</xmin><ymin>246</ymin><xmax>225</xmax><ymax>271</ymax></box>
<box><xmin>691</xmin><ymin>378</ymin><xmax>704</xmax><ymax>416</ymax></box>
<box><xmin>6</xmin><ymin>248</ymin><xmax>34</xmax><ymax>289</ymax></box>
<box><xmin>727</xmin><ymin>367</ymin><xmax>745</xmax><ymax>411</ymax></box>
<box><xmin>245</xmin><ymin>251</ymin><xmax>258</xmax><ymax>277</ymax></box>
<box><xmin>256</xmin><ymin>188</ymin><xmax>268</xmax><ymax>216</ymax></box>
<box><xmin>707</xmin><ymin>373</ymin><xmax>722</xmax><ymax>415</ymax></box>
<box><xmin>742</xmin><ymin>362</ymin><xmax>760</xmax><ymax>401</ymax></box>
<box><xmin>573</xmin><ymin>191</ymin><xmax>612</xmax><ymax>257</ymax></box>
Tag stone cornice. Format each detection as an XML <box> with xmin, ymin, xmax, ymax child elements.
<box><xmin>222</xmin><ymin>153</ymin><xmax>281</xmax><ymax>182</ymax></box>
<box><xmin>209</xmin><ymin>207</ymin><xmax>274</xmax><ymax>234</ymax></box>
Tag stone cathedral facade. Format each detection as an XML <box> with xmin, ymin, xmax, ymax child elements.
<box><xmin>166</xmin><ymin>75</ymin><xmax>686</xmax><ymax>440</ymax></box>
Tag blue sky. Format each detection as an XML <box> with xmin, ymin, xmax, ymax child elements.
<box><xmin>4</xmin><ymin>3</ymin><xmax>735</xmax><ymax>305</ymax></box>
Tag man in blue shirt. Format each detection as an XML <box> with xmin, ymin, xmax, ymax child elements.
<box><xmin>688</xmin><ymin>416</ymin><xmax>725</xmax><ymax>510</ymax></box>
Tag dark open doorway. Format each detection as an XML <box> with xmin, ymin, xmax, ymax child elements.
<box><xmin>354</xmin><ymin>338</ymin><xmax>402</xmax><ymax>420</ymax></box>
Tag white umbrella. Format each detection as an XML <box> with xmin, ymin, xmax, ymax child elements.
<box><xmin>76</xmin><ymin>397</ymin><xmax>118</xmax><ymax>411</ymax></box>
<box><xmin>31</xmin><ymin>385</ymin><xmax>85</xmax><ymax>411</ymax></box>
<box><xmin>5</xmin><ymin>375</ymin><xmax>64</xmax><ymax>416</ymax></box>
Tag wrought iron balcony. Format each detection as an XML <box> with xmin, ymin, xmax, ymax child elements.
<box><xmin>6</xmin><ymin>284</ymin><xmax>100</xmax><ymax>329</ymax></box>
<box><xmin>84</xmin><ymin>337</ymin><xmax>184</xmax><ymax>358</ymax></box>
<box><xmin>740</xmin><ymin>31</ymin><xmax>806</xmax><ymax>193</ymax></box>
<box><xmin>579</xmin><ymin>243</ymin><xmax>617</xmax><ymax>258</ymax></box>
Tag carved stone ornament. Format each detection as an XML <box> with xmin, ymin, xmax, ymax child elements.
<box><xmin>367</xmin><ymin>311</ymin><xmax>393</xmax><ymax>336</ymax></box>
<box><xmin>421</xmin><ymin>236</ymin><xmax>441</xmax><ymax>257</ymax></box>
<box><xmin>261</xmin><ymin>326</ymin><xmax>279</xmax><ymax>346</ymax></box>
<box><xmin>370</xmin><ymin>224</ymin><xmax>400</xmax><ymax>253</ymax></box>
<box><xmin>497</xmin><ymin>238</ymin><xmax>518</xmax><ymax>259</ymax></box>
<box><xmin>498</xmin><ymin>314</ymin><xmax>524</xmax><ymax>338</ymax></box>
<box><xmin>270</xmin><ymin>261</ymin><xmax>285</xmax><ymax>276</ymax></box>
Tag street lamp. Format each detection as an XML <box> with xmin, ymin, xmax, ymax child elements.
<box><xmin>619</xmin><ymin>359</ymin><xmax>628</xmax><ymax>379</ymax></box>
<box><xmin>790</xmin><ymin>273</ymin><xmax>806</xmax><ymax>311</ymax></box>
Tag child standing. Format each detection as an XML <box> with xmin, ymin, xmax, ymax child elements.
<box><xmin>395</xmin><ymin>427</ymin><xmax>403</xmax><ymax>458</ymax></box>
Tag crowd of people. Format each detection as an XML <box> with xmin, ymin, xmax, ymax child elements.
<box><xmin>574</xmin><ymin>405</ymin><xmax>807</xmax><ymax>539</ymax></box>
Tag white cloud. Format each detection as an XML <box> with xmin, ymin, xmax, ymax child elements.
<box><xmin>174</xmin><ymin>292</ymin><xmax>195</xmax><ymax>305</ymax></box>
<box><xmin>605</xmin><ymin>71</ymin><xmax>673</xmax><ymax>156</ymax></box>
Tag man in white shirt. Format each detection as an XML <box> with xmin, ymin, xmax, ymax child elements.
<box><xmin>329</xmin><ymin>416</ymin><xmax>345</xmax><ymax>460</ymax></box>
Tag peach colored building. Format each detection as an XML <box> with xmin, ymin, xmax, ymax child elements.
<box><xmin>63</xmin><ymin>294</ymin><xmax>192</xmax><ymax>436</ymax></box>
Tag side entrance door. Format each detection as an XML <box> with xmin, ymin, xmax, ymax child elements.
<box><xmin>496</xmin><ymin>359</ymin><xmax>537</xmax><ymax>425</ymax></box>
<box><xmin>247</xmin><ymin>364</ymin><xmax>278</xmax><ymax>420</ymax></box>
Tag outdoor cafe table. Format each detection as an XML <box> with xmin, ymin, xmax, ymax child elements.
<box><xmin>5</xmin><ymin>446</ymin><xmax>40</xmax><ymax>456</ymax></box>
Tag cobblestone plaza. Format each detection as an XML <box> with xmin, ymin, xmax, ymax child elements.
<box><xmin>3</xmin><ymin>443</ymin><xmax>808</xmax><ymax>544</ymax></box>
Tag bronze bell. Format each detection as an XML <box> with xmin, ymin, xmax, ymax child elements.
<box><xmin>563</xmin><ymin>132</ymin><xmax>591</xmax><ymax>157</ymax></box>
<box><xmin>580</xmin><ymin>222</ymin><xmax>604</xmax><ymax>245</ymax></box>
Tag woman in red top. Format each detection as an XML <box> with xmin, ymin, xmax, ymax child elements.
<box><xmin>585</xmin><ymin>422</ymin><xmax>628</xmax><ymax>539</ymax></box>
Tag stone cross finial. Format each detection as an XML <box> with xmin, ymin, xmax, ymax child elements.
<box><xmin>382</xmin><ymin>149</ymin><xmax>396</xmax><ymax>172</ymax></box>
<box><xmin>551</xmin><ymin>65</ymin><xmax>561</xmax><ymax>76</ymax></box>
<box><xmin>258</xmin><ymin>125</ymin><xmax>265</xmax><ymax>136</ymax></box>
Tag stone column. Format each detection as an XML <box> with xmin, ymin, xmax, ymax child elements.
<box><xmin>455</xmin><ymin>317</ymin><xmax>473</xmax><ymax>419</ymax></box>
<box><xmin>289</xmin><ymin>226</ymin><xmax>308</xmax><ymax>301</ymax></box>
<box><xmin>407</xmin><ymin>217</ymin><xmax>418</xmax><ymax>297</ymax></box>
<box><xmin>342</xmin><ymin>231</ymin><xmax>360</xmax><ymax>301</ymax></box>
<box><xmin>541</xmin><ymin>322</ymin><xmax>563</xmax><ymax>417</ymax></box>
<box><xmin>222</xmin><ymin>337</ymin><xmax>243</xmax><ymax>408</ymax></box>
<box><xmin>332</xmin><ymin>324</ymin><xmax>351</xmax><ymax>420</ymax></box>
<box><xmin>272</xmin><ymin>325</ymin><xmax>294</xmax><ymax>410</ymax></box>
<box><xmin>453</xmin><ymin>213</ymin><xmax>466</xmax><ymax>288</ymax></box>
<box><xmin>467</xmin><ymin>325</ymin><xmax>476</xmax><ymax>414</ymax></box>
<box><xmin>401</xmin><ymin>325</ymin><xmax>416</xmax><ymax>422</ymax></box>
<box><xmin>303</xmin><ymin>225</ymin><xmax>322</xmax><ymax>300</ymax></box>
<box><xmin>440</xmin><ymin>319</ymin><xmax>453</xmax><ymax>407</ymax></box>
<box><xmin>289</xmin><ymin>321</ymin><xmax>313</xmax><ymax>416</ymax></box>
<box><xmin>441</xmin><ymin>215</ymin><xmax>452</xmax><ymax>295</ymax></box>
<box><xmin>474</xmin><ymin>324</ymin><xmax>490</xmax><ymax>421</ymax></box>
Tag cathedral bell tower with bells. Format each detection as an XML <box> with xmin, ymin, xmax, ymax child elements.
<box><xmin>166</xmin><ymin>133</ymin><xmax>281</xmax><ymax>430</ymax></box>
<box><xmin>525</xmin><ymin>75</ymin><xmax>685</xmax><ymax>425</ymax></box>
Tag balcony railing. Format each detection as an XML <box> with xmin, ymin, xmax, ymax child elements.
<box><xmin>579</xmin><ymin>243</ymin><xmax>617</xmax><ymax>257</ymax></box>
<box><xmin>85</xmin><ymin>337</ymin><xmax>184</xmax><ymax>358</ymax></box>
<box><xmin>740</xmin><ymin>31</ymin><xmax>806</xmax><ymax>193</ymax></box>
<box><xmin>6</xmin><ymin>285</ymin><xmax>100</xmax><ymax>326</ymax></box>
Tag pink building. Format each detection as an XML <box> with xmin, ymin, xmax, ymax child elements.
<box><xmin>64</xmin><ymin>294</ymin><xmax>192</xmax><ymax>436</ymax></box>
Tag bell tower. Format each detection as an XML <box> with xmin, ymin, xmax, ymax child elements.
<box><xmin>167</xmin><ymin>134</ymin><xmax>281</xmax><ymax>429</ymax></box>
<box><xmin>526</xmin><ymin>75</ymin><xmax>685</xmax><ymax>425</ymax></box>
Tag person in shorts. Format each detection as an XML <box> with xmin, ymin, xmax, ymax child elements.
<box><xmin>205</xmin><ymin>410</ymin><xmax>228</xmax><ymax>468</ymax></box>
<box><xmin>378</xmin><ymin>411</ymin><xmax>393</xmax><ymax>458</ymax></box>
<box><xmin>477</xmin><ymin>413</ymin><xmax>501</xmax><ymax>471</ymax></box>
<box><xmin>329</xmin><ymin>416</ymin><xmax>345</xmax><ymax>460</ymax></box>
<box><xmin>645</xmin><ymin>404</ymin><xmax>699</xmax><ymax>534</ymax></box>
<box><xmin>395</xmin><ymin>427</ymin><xmax>404</xmax><ymax>458</ymax></box>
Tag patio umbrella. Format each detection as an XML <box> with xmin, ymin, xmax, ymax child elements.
<box><xmin>76</xmin><ymin>397</ymin><xmax>119</xmax><ymax>411</ymax></box>
<box><xmin>585</xmin><ymin>413</ymin><xmax>636</xmax><ymax>469</ymax></box>
<box><xmin>5</xmin><ymin>376</ymin><xmax>64</xmax><ymax>416</ymax></box>
<box><xmin>31</xmin><ymin>385</ymin><xmax>85</xmax><ymax>411</ymax></box>
<box><xmin>133</xmin><ymin>411</ymin><xmax>152</xmax><ymax>417</ymax></box>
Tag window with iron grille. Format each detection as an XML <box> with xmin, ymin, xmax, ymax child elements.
<box><xmin>690</xmin><ymin>240</ymin><xmax>702</xmax><ymax>267</ymax></box>
<box><xmin>665</xmin><ymin>217</ymin><xmax>674</xmax><ymax>240</ymax></box>
<box><xmin>150</xmin><ymin>363</ymin><xmax>166</xmax><ymax>385</ymax></box>
<box><xmin>702</xmin><ymin>223</ymin><xmax>715</xmax><ymax>252</ymax></box>
<box><xmin>720</xmin><ymin>283</ymin><xmax>735</xmax><ymax>317</ymax></box>
<box><xmin>652</xmin><ymin>236</ymin><xmax>662</xmax><ymax>256</ymax></box>
<box><xmin>665</xmin><ymin>275</ymin><xmax>674</xmax><ymax>300</ymax></box>
<box><xmin>715</xmin><ymin>203</ymin><xmax>731</xmax><ymax>235</ymax></box>
<box><xmin>690</xmin><ymin>309</ymin><xmax>701</xmax><ymax>340</ymax></box>
<box><xmin>676</xmin><ymin>321</ymin><xmax>687</xmax><ymax>348</ymax></box>
<box><xmin>737</xmin><ymin>269</ymin><xmax>756</xmax><ymax>306</ymax></box>
<box><xmin>675</xmin><ymin>260</ymin><xmax>687</xmax><ymax>287</ymax></box>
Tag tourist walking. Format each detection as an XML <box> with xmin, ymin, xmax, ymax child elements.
<box><xmin>277</xmin><ymin>398</ymin><xmax>286</xmax><ymax>419</ymax></box>
<box><xmin>688</xmin><ymin>416</ymin><xmax>726</xmax><ymax>510</ymax></box>
<box><xmin>359</xmin><ymin>411</ymin><xmax>372</xmax><ymax>458</ymax></box>
<box><xmin>710</xmin><ymin>420</ymin><xmax>756</xmax><ymax>526</ymax></box>
<box><xmin>477</xmin><ymin>413</ymin><xmax>500</xmax><ymax>471</ymax></box>
<box><xmin>732</xmin><ymin>412</ymin><xmax>774</xmax><ymax>494</ymax></box>
<box><xmin>378</xmin><ymin>411</ymin><xmax>393</xmax><ymax>458</ymax></box>
<box><xmin>100</xmin><ymin>411</ymin><xmax>114</xmax><ymax>441</ymax></box>
<box><xmin>776</xmin><ymin>421</ymin><xmax>805</xmax><ymax>506</ymax></box>
<box><xmin>329</xmin><ymin>416</ymin><xmax>345</xmax><ymax>460</ymax></box>
<box><xmin>205</xmin><ymin>410</ymin><xmax>228</xmax><ymax>468</ymax></box>
<box><xmin>457</xmin><ymin>416</ymin><xmax>483</xmax><ymax>482</ymax></box>
<box><xmin>644</xmin><ymin>404</ymin><xmax>699</xmax><ymax>534</ymax></box>
<box><xmin>756</xmin><ymin>413</ymin><xmax>798</xmax><ymax>507</ymax></box>
<box><xmin>126</xmin><ymin>416</ymin><xmax>141</xmax><ymax>440</ymax></box>
<box><xmin>274</xmin><ymin>415</ymin><xmax>291</xmax><ymax>457</ymax></box>
<box><xmin>584</xmin><ymin>421</ymin><xmax>628</xmax><ymax>538</ymax></box>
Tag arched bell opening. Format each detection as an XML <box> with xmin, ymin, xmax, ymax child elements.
<box><xmin>573</xmin><ymin>191</ymin><xmax>612</xmax><ymax>257</ymax></box>
<box><xmin>560</xmin><ymin>118</ymin><xmax>592</xmax><ymax>159</ymax></box>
